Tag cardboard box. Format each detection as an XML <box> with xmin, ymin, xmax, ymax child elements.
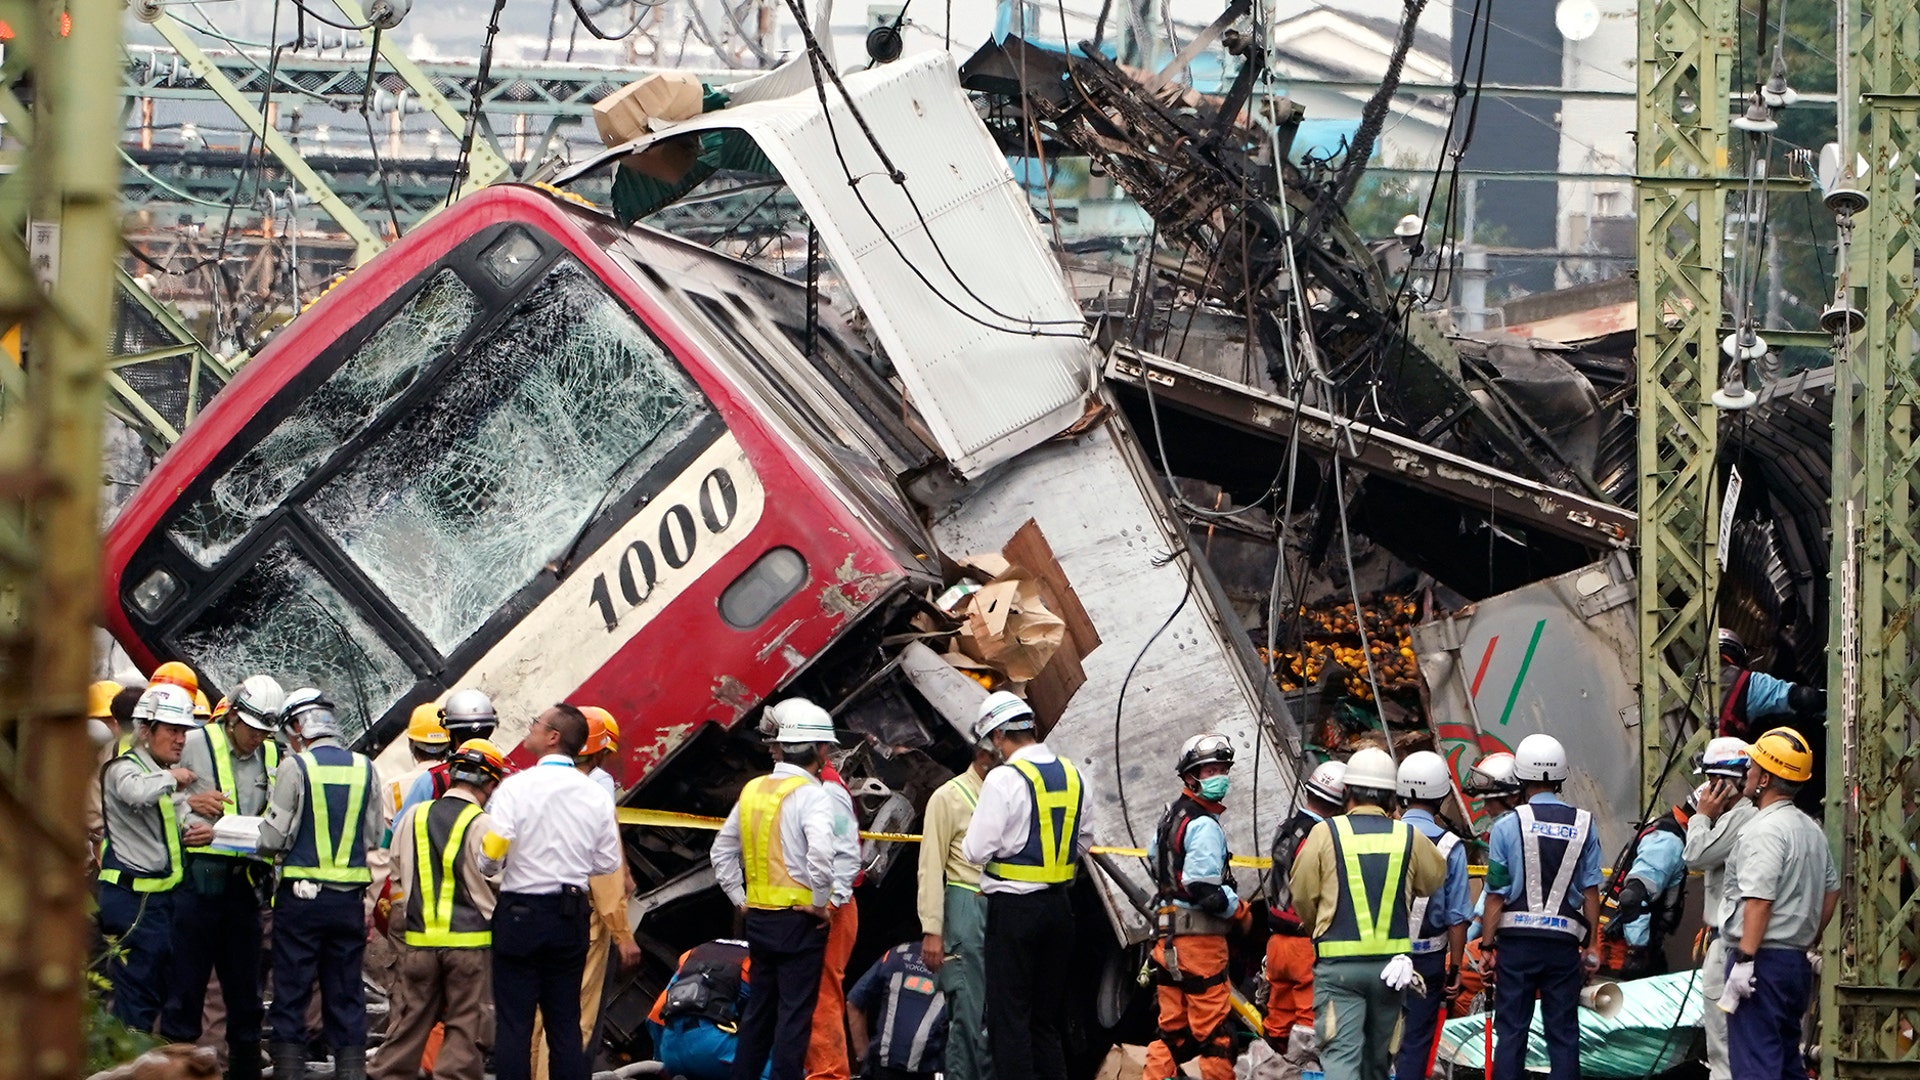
<box><xmin>592</xmin><ymin>71</ymin><xmax>705</xmax><ymax>146</ymax></box>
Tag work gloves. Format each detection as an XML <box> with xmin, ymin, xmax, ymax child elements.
<box><xmin>1382</xmin><ymin>953</ymin><xmax>1422</xmax><ymax>992</ymax></box>
<box><xmin>1719</xmin><ymin>957</ymin><xmax>1757</xmax><ymax>1013</ymax></box>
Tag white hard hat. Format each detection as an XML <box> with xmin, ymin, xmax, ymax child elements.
<box><xmin>231</xmin><ymin>675</ymin><xmax>286</xmax><ymax>732</ymax></box>
<box><xmin>1176</xmin><ymin>732</ymin><xmax>1235</xmax><ymax>777</ymax></box>
<box><xmin>1513</xmin><ymin>733</ymin><xmax>1569</xmax><ymax>783</ymax></box>
<box><xmin>1303</xmin><ymin>760</ymin><xmax>1347</xmax><ymax>804</ymax></box>
<box><xmin>765</xmin><ymin>698</ymin><xmax>840</xmax><ymax>746</ymax></box>
<box><xmin>87</xmin><ymin>718</ymin><xmax>116</xmax><ymax>746</ymax></box>
<box><xmin>1343</xmin><ymin>747</ymin><xmax>1398</xmax><ymax>792</ymax></box>
<box><xmin>141</xmin><ymin>684</ymin><xmax>201</xmax><ymax>729</ymax></box>
<box><xmin>973</xmin><ymin>690</ymin><xmax>1035</xmax><ymax>743</ymax></box>
<box><xmin>1696</xmin><ymin>736</ymin><xmax>1751</xmax><ymax>778</ymax></box>
<box><xmin>1466</xmin><ymin>751</ymin><xmax>1520</xmax><ymax>795</ymax></box>
<box><xmin>1396</xmin><ymin>750</ymin><xmax>1452</xmax><ymax>801</ymax></box>
<box><xmin>282</xmin><ymin>687</ymin><xmax>341</xmax><ymax>739</ymax></box>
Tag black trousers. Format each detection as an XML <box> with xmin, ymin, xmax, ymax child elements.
<box><xmin>268</xmin><ymin>884</ymin><xmax>367</xmax><ymax>1048</ymax></box>
<box><xmin>732</xmin><ymin>908</ymin><xmax>829</xmax><ymax>1080</ymax></box>
<box><xmin>160</xmin><ymin>857</ymin><xmax>267</xmax><ymax>1046</ymax></box>
<box><xmin>985</xmin><ymin>887</ymin><xmax>1075</xmax><ymax>1080</ymax></box>
<box><xmin>493</xmin><ymin>889</ymin><xmax>591</xmax><ymax>1080</ymax></box>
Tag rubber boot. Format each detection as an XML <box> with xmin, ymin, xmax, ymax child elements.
<box><xmin>268</xmin><ymin>1043</ymin><xmax>306</xmax><ymax>1080</ymax></box>
<box><xmin>227</xmin><ymin>1042</ymin><xmax>262</xmax><ymax>1080</ymax></box>
<box><xmin>331</xmin><ymin>1045</ymin><xmax>367</xmax><ymax>1080</ymax></box>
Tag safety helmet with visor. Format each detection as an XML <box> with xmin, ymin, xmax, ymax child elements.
<box><xmin>1694</xmin><ymin>736</ymin><xmax>1751</xmax><ymax>780</ymax></box>
<box><xmin>229</xmin><ymin>675</ymin><xmax>286</xmax><ymax>733</ymax></box>
<box><xmin>1176</xmin><ymin>732</ymin><xmax>1235</xmax><ymax>778</ymax></box>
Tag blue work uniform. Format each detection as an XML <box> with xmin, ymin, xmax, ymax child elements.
<box><xmin>1484</xmin><ymin>793</ymin><xmax>1603</xmax><ymax>1080</ymax></box>
<box><xmin>1396</xmin><ymin>808</ymin><xmax>1469</xmax><ymax>1080</ymax></box>
<box><xmin>1621</xmin><ymin>829</ymin><xmax>1687</xmax><ymax>947</ymax></box>
<box><xmin>848</xmin><ymin>943</ymin><xmax>949</xmax><ymax>1077</ymax></box>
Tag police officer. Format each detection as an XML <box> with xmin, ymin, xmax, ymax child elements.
<box><xmin>1683</xmin><ymin>737</ymin><xmax>1757</xmax><ymax>1080</ymax></box>
<box><xmin>1479</xmin><ymin>733</ymin><xmax>1603</xmax><ymax>1080</ymax></box>
<box><xmin>1289</xmin><ymin>748</ymin><xmax>1445</xmax><ymax>1080</ymax></box>
<box><xmin>1600</xmin><ymin>787</ymin><xmax>1695</xmax><ymax>977</ymax></box>
<box><xmin>1142</xmin><ymin>734</ymin><xmax>1246</xmax><ymax>1080</ymax></box>
<box><xmin>1716</xmin><ymin>727</ymin><xmax>1838</xmax><ymax>1080</ymax></box>
<box><xmin>961</xmin><ymin>692</ymin><xmax>1093</xmax><ymax>1080</ymax></box>
<box><xmin>259</xmin><ymin>689</ymin><xmax>383</xmax><ymax>1080</ymax></box>
<box><xmin>713</xmin><ymin>702</ymin><xmax>844</xmax><ymax>1080</ymax></box>
<box><xmin>377</xmin><ymin>738</ymin><xmax>508</xmax><ymax>1080</ymax></box>
<box><xmin>98</xmin><ymin>683</ymin><xmax>208</xmax><ymax>1032</ymax></box>
<box><xmin>159</xmin><ymin>675</ymin><xmax>285</xmax><ymax>1074</ymax></box>
<box><xmin>1394</xmin><ymin>752</ymin><xmax>1469</xmax><ymax>1080</ymax></box>
<box><xmin>1265</xmin><ymin>760</ymin><xmax>1345</xmax><ymax>1076</ymax></box>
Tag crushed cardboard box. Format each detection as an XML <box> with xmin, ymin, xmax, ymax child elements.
<box><xmin>592</xmin><ymin>71</ymin><xmax>705</xmax><ymax>145</ymax></box>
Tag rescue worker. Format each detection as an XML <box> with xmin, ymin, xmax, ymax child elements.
<box><xmin>1394</xmin><ymin>751</ymin><xmax>1470</xmax><ymax>1080</ymax></box>
<box><xmin>961</xmin><ymin>691</ymin><xmax>1094</xmax><ymax>1080</ymax></box>
<box><xmin>1716</xmin><ymin>727</ymin><xmax>1838</xmax><ymax>1080</ymax></box>
<box><xmin>159</xmin><ymin>674</ymin><xmax>286</xmax><ymax>1074</ymax></box>
<box><xmin>98</xmin><ymin>683</ymin><xmax>208</xmax><ymax>1032</ymax></box>
<box><xmin>91</xmin><ymin>678</ymin><xmax>125</xmax><ymax>747</ymax></box>
<box><xmin>384</xmin><ymin>704</ymin><xmax>451</xmax><ymax>820</ymax></box>
<box><xmin>1289</xmin><ymin>747</ymin><xmax>1446</xmax><ymax>1080</ymax></box>
<box><xmin>1479</xmin><ymin>733</ymin><xmax>1603</xmax><ymax>1080</ymax></box>
<box><xmin>577</xmin><ymin>705</ymin><xmax>620</xmax><ymax>798</ymax></box>
<box><xmin>1684</xmin><ymin>737</ymin><xmax>1758</xmax><ymax>1080</ymax></box>
<box><xmin>259</xmin><ymin>689</ymin><xmax>384</xmax><ymax>1080</ymax></box>
<box><xmin>395</xmin><ymin>688</ymin><xmax>500</xmax><ymax>817</ymax></box>
<box><xmin>1458</xmin><ymin>749</ymin><xmax>1522</xmax><ymax>1004</ymax></box>
<box><xmin>1264</xmin><ymin>760</ymin><xmax>1345</xmax><ymax>1075</ymax></box>
<box><xmin>530</xmin><ymin>706</ymin><xmax>641</xmax><ymax>1080</ymax></box>
<box><xmin>1599</xmin><ymin>787</ymin><xmax>1695</xmax><ymax>977</ymax></box>
<box><xmin>711</xmin><ymin>702</ymin><xmax>844</xmax><ymax>1080</ymax></box>
<box><xmin>479</xmin><ymin>705</ymin><xmax>621</xmax><ymax>1080</ymax></box>
<box><xmin>847</xmin><ymin>940</ymin><xmax>949</xmax><ymax>1080</ymax></box>
<box><xmin>647</xmin><ymin>939</ymin><xmax>754</xmax><ymax>1080</ymax></box>
<box><xmin>796</xmin><ymin>700</ymin><xmax>864</xmax><ymax>1080</ymax></box>
<box><xmin>86</xmin><ymin>679</ymin><xmax>127</xmax><ymax>847</ymax></box>
<box><xmin>915</xmin><ymin>738</ymin><xmax>995</xmax><ymax>1080</ymax></box>
<box><xmin>1717</xmin><ymin>629</ymin><xmax>1823</xmax><ymax>740</ymax></box>
<box><xmin>377</xmin><ymin>738</ymin><xmax>509</xmax><ymax>1080</ymax></box>
<box><xmin>1142</xmin><ymin>733</ymin><xmax>1247</xmax><ymax>1080</ymax></box>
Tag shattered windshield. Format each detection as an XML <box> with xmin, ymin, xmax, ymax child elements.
<box><xmin>305</xmin><ymin>259</ymin><xmax>713</xmax><ymax>654</ymax></box>
<box><xmin>169</xmin><ymin>271</ymin><xmax>481</xmax><ymax>565</ymax></box>
<box><xmin>173</xmin><ymin>537</ymin><xmax>414</xmax><ymax>742</ymax></box>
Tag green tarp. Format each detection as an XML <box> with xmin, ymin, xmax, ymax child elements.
<box><xmin>1434</xmin><ymin>971</ymin><xmax>1704</xmax><ymax>1077</ymax></box>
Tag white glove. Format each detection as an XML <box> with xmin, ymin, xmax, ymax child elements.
<box><xmin>1285</xmin><ymin>1024</ymin><xmax>1318</xmax><ymax>1064</ymax></box>
<box><xmin>1718</xmin><ymin>959</ymin><xmax>1757</xmax><ymax>1014</ymax></box>
<box><xmin>1382</xmin><ymin>953</ymin><xmax>1417</xmax><ymax>991</ymax></box>
<box><xmin>1807</xmin><ymin>947</ymin><xmax>1824</xmax><ymax>975</ymax></box>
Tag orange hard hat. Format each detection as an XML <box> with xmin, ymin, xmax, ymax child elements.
<box><xmin>211</xmin><ymin>695</ymin><xmax>230</xmax><ymax>722</ymax></box>
<box><xmin>151</xmin><ymin>661</ymin><xmax>198</xmax><ymax>695</ymax></box>
<box><xmin>581</xmin><ymin>706</ymin><xmax>620</xmax><ymax>755</ymax></box>
<box><xmin>447</xmin><ymin>738</ymin><xmax>509</xmax><ymax>784</ymax></box>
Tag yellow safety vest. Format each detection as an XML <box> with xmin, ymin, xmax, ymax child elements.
<box><xmin>405</xmin><ymin>800</ymin><xmax>490</xmax><ymax>948</ymax></box>
<box><xmin>281</xmin><ymin>750</ymin><xmax>373</xmax><ymax>884</ymax></box>
<box><xmin>1315</xmin><ymin>814</ymin><xmax>1415</xmax><ymax>959</ymax></box>
<box><xmin>99</xmin><ymin>752</ymin><xmax>184</xmax><ymax>893</ymax></box>
<box><xmin>185</xmin><ymin>725</ymin><xmax>278</xmax><ymax>858</ymax></box>
<box><xmin>984</xmin><ymin>757</ymin><xmax>1083</xmax><ymax>885</ymax></box>
<box><xmin>740</xmin><ymin>774</ymin><xmax>816</xmax><ymax>910</ymax></box>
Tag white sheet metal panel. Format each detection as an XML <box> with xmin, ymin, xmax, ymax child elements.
<box><xmin>647</xmin><ymin>52</ymin><xmax>1099</xmax><ymax>477</ymax></box>
<box><xmin>932</xmin><ymin>397</ymin><xmax>1300</xmax><ymax>942</ymax></box>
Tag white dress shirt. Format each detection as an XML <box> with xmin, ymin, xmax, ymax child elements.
<box><xmin>711</xmin><ymin>762</ymin><xmax>840</xmax><ymax>909</ymax></box>
<box><xmin>962</xmin><ymin>743</ymin><xmax>1096</xmax><ymax>895</ymax></box>
<box><xmin>482</xmin><ymin>754</ymin><xmax>622</xmax><ymax>894</ymax></box>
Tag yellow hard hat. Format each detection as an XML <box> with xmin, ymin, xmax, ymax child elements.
<box><xmin>406</xmin><ymin>702</ymin><xmax>451</xmax><ymax>746</ymax></box>
<box><xmin>580</xmin><ymin>706</ymin><xmax>620</xmax><ymax>755</ymax></box>
<box><xmin>87</xmin><ymin>680</ymin><xmax>123</xmax><ymax>720</ymax></box>
<box><xmin>448</xmin><ymin>737</ymin><xmax>509</xmax><ymax>783</ymax></box>
<box><xmin>192</xmin><ymin>689</ymin><xmax>213</xmax><ymax>719</ymax></box>
<box><xmin>1750</xmin><ymin>726</ymin><xmax>1814</xmax><ymax>783</ymax></box>
<box><xmin>151</xmin><ymin>661</ymin><xmax>198</xmax><ymax>695</ymax></box>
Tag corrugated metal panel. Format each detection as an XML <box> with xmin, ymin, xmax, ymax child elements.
<box><xmin>627</xmin><ymin>53</ymin><xmax>1099</xmax><ymax>477</ymax></box>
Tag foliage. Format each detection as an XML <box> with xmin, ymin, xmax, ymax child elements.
<box><xmin>86</xmin><ymin>988</ymin><xmax>164</xmax><ymax>1074</ymax></box>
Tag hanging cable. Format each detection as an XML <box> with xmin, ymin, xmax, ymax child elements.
<box><xmin>358</xmin><ymin>26</ymin><xmax>404</xmax><ymax>239</ymax></box>
<box><xmin>447</xmin><ymin>0</ymin><xmax>508</xmax><ymax>204</ymax></box>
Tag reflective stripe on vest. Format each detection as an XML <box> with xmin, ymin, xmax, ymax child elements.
<box><xmin>985</xmin><ymin>757</ymin><xmax>1083</xmax><ymax>885</ymax></box>
<box><xmin>185</xmin><ymin>725</ymin><xmax>278</xmax><ymax>858</ymax></box>
<box><xmin>1409</xmin><ymin>832</ymin><xmax>1462</xmax><ymax>954</ymax></box>
<box><xmin>282</xmin><ymin>750</ymin><xmax>373</xmax><ymax>884</ymax></box>
<box><xmin>99</xmin><ymin>752</ymin><xmax>184</xmax><ymax>893</ymax></box>
<box><xmin>405</xmin><ymin>799</ymin><xmax>489</xmax><ymax>947</ymax></box>
<box><xmin>1316</xmin><ymin>814</ymin><xmax>1414</xmax><ymax>959</ymax></box>
<box><xmin>1496</xmin><ymin>803</ymin><xmax>1592</xmax><ymax>939</ymax></box>
<box><xmin>741</xmin><ymin>774</ymin><xmax>815</xmax><ymax>909</ymax></box>
<box><xmin>941</xmin><ymin>774</ymin><xmax>983</xmax><ymax>893</ymax></box>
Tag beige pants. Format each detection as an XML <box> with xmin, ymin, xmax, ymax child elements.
<box><xmin>530</xmin><ymin>914</ymin><xmax>611</xmax><ymax>1080</ymax></box>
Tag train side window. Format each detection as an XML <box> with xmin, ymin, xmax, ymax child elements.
<box><xmin>719</xmin><ymin>547</ymin><xmax>808</xmax><ymax>628</ymax></box>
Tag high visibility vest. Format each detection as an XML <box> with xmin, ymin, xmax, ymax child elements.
<box><xmin>1315</xmin><ymin>814</ymin><xmax>1415</xmax><ymax>959</ymax></box>
<box><xmin>404</xmin><ymin>798</ymin><xmax>490</xmax><ymax>948</ymax></box>
<box><xmin>1495</xmin><ymin>802</ymin><xmax>1593</xmax><ymax>940</ymax></box>
<box><xmin>98</xmin><ymin>751</ymin><xmax>183</xmax><ymax>893</ymax></box>
<box><xmin>740</xmin><ymin>774</ymin><xmax>816</xmax><ymax>909</ymax></box>
<box><xmin>184</xmin><ymin>725</ymin><xmax>278</xmax><ymax>858</ymax></box>
<box><xmin>282</xmin><ymin>746</ymin><xmax>374</xmax><ymax>885</ymax></box>
<box><xmin>1409</xmin><ymin>831</ymin><xmax>1463</xmax><ymax>954</ymax></box>
<box><xmin>984</xmin><ymin>757</ymin><xmax>1083</xmax><ymax>886</ymax></box>
<box><xmin>939</xmin><ymin>774</ymin><xmax>982</xmax><ymax>893</ymax></box>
